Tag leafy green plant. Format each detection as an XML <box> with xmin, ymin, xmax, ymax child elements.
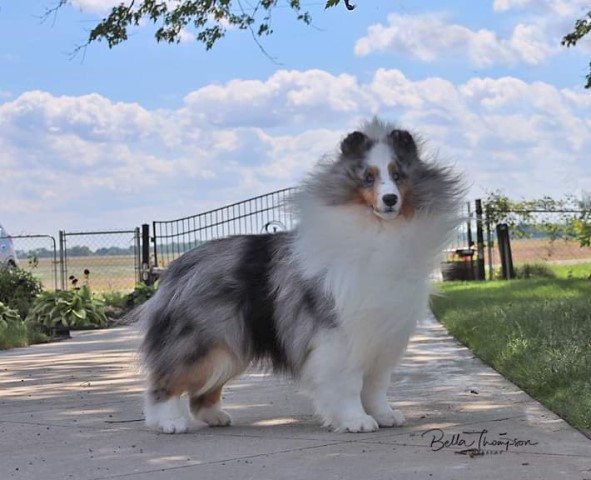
<box><xmin>0</xmin><ymin>267</ymin><xmax>44</xmax><ymax>319</ymax></box>
<box><xmin>0</xmin><ymin>301</ymin><xmax>28</xmax><ymax>349</ymax></box>
<box><xmin>100</xmin><ymin>290</ymin><xmax>128</xmax><ymax>320</ymax></box>
<box><xmin>26</xmin><ymin>285</ymin><xmax>108</xmax><ymax>329</ymax></box>
<box><xmin>125</xmin><ymin>283</ymin><xmax>158</xmax><ymax>309</ymax></box>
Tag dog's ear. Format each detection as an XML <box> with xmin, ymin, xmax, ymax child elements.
<box><xmin>389</xmin><ymin>129</ymin><xmax>418</xmax><ymax>164</ymax></box>
<box><xmin>341</xmin><ymin>131</ymin><xmax>371</xmax><ymax>158</ymax></box>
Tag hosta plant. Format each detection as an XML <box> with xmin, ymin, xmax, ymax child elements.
<box><xmin>26</xmin><ymin>285</ymin><xmax>108</xmax><ymax>329</ymax></box>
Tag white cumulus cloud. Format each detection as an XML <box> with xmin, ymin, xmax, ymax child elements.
<box><xmin>1</xmin><ymin>69</ymin><xmax>590</xmax><ymax>236</ymax></box>
<box><xmin>354</xmin><ymin>12</ymin><xmax>557</xmax><ymax>67</ymax></box>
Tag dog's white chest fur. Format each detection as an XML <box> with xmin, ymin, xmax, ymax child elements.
<box><xmin>294</xmin><ymin>202</ymin><xmax>456</xmax><ymax>366</ymax></box>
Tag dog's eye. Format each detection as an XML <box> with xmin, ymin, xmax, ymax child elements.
<box><xmin>392</xmin><ymin>172</ymin><xmax>401</xmax><ymax>182</ymax></box>
<box><xmin>363</xmin><ymin>170</ymin><xmax>375</xmax><ymax>186</ymax></box>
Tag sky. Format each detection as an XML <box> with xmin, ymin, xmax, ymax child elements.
<box><xmin>1</xmin><ymin>0</ymin><xmax>590</xmax><ymax>238</ymax></box>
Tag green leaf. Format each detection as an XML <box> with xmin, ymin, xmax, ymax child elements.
<box><xmin>325</xmin><ymin>0</ymin><xmax>340</xmax><ymax>7</ymax></box>
<box><xmin>72</xmin><ymin>308</ymin><xmax>87</xmax><ymax>320</ymax></box>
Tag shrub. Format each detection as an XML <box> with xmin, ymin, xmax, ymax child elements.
<box><xmin>0</xmin><ymin>301</ymin><xmax>28</xmax><ymax>349</ymax></box>
<box><xmin>514</xmin><ymin>263</ymin><xmax>556</xmax><ymax>279</ymax></box>
<box><xmin>0</xmin><ymin>268</ymin><xmax>43</xmax><ymax>319</ymax></box>
<box><xmin>26</xmin><ymin>285</ymin><xmax>108</xmax><ymax>329</ymax></box>
<box><xmin>125</xmin><ymin>283</ymin><xmax>158</xmax><ymax>309</ymax></box>
<box><xmin>101</xmin><ymin>291</ymin><xmax>128</xmax><ymax>320</ymax></box>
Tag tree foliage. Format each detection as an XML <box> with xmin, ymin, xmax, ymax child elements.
<box><xmin>51</xmin><ymin>0</ymin><xmax>353</xmax><ymax>53</ymax></box>
<box><xmin>48</xmin><ymin>2</ymin><xmax>590</xmax><ymax>88</ymax></box>
<box><xmin>484</xmin><ymin>191</ymin><xmax>591</xmax><ymax>247</ymax></box>
<box><xmin>562</xmin><ymin>9</ymin><xmax>591</xmax><ymax>89</ymax></box>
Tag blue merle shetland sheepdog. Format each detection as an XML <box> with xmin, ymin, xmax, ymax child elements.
<box><xmin>138</xmin><ymin>118</ymin><xmax>464</xmax><ymax>434</ymax></box>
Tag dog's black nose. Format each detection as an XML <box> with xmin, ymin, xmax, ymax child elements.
<box><xmin>382</xmin><ymin>194</ymin><xmax>398</xmax><ymax>207</ymax></box>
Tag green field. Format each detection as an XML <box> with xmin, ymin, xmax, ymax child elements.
<box><xmin>19</xmin><ymin>255</ymin><xmax>139</xmax><ymax>292</ymax></box>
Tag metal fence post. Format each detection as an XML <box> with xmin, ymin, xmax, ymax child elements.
<box><xmin>135</xmin><ymin>227</ymin><xmax>141</xmax><ymax>285</ymax></box>
<box><xmin>475</xmin><ymin>199</ymin><xmax>485</xmax><ymax>280</ymax></box>
<box><xmin>152</xmin><ymin>221</ymin><xmax>158</xmax><ymax>269</ymax></box>
<box><xmin>142</xmin><ymin>224</ymin><xmax>152</xmax><ymax>285</ymax></box>
<box><xmin>485</xmin><ymin>204</ymin><xmax>494</xmax><ymax>280</ymax></box>
<box><xmin>50</xmin><ymin>235</ymin><xmax>58</xmax><ymax>291</ymax></box>
<box><xmin>496</xmin><ymin>223</ymin><xmax>515</xmax><ymax>280</ymax></box>
<box><xmin>58</xmin><ymin>230</ymin><xmax>66</xmax><ymax>290</ymax></box>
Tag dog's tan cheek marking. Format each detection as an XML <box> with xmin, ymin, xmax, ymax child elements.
<box><xmin>358</xmin><ymin>186</ymin><xmax>378</xmax><ymax>209</ymax></box>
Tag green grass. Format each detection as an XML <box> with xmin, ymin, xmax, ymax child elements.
<box><xmin>547</xmin><ymin>262</ymin><xmax>591</xmax><ymax>279</ymax></box>
<box><xmin>431</xmin><ymin>278</ymin><xmax>591</xmax><ymax>430</ymax></box>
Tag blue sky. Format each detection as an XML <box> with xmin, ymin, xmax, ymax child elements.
<box><xmin>1</xmin><ymin>0</ymin><xmax>590</xmax><ymax>237</ymax></box>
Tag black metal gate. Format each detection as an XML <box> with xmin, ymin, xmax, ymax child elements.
<box><xmin>152</xmin><ymin>188</ymin><xmax>296</xmax><ymax>267</ymax></box>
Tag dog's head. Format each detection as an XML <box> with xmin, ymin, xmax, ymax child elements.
<box><xmin>339</xmin><ymin>126</ymin><xmax>418</xmax><ymax>220</ymax></box>
<box><xmin>301</xmin><ymin>118</ymin><xmax>464</xmax><ymax>220</ymax></box>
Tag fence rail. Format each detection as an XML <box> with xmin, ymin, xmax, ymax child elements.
<box><xmin>152</xmin><ymin>188</ymin><xmax>296</xmax><ymax>267</ymax></box>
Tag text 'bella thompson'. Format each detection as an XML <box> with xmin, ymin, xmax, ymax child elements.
<box><xmin>421</xmin><ymin>428</ymin><xmax>539</xmax><ymax>455</ymax></box>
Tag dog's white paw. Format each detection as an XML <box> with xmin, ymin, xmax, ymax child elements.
<box><xmin>153</xmin><ymin>416</ymin><xmax>189</xmax><ymax>434</ymax></box>
<box><xmin>333</xmin><ymin>414</ymin><xmax>379</xmax><ymax>433</ymax></box>
<box><xmin>144</xmin><ymin>397</ymin><xmax>190</xmax><ymax>434</ymax></box>
<box><xmin>198</xmin><ymin>408</ymin><xmax>232</xmax><ymax>427</ymax></box>
<box><xmin>371</xmin><ymin>408</ymin><xmax>405</xmax><ymax>428</ymax></box>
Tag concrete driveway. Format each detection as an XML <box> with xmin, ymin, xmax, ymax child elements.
<box><xmin>0</xmin><ymin>315</ymin><xmax>589</xmax><ymax>480</ymax></box>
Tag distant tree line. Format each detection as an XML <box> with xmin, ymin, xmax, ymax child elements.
<box><xmin>16</xmin><ymin>246</ymin><xmax>136</xmax><ymax>259</ymax></box>
<box><xmin>16</xmin><ymin>241</ymin><xmax>204</xmax><ymax>260</ymax></box>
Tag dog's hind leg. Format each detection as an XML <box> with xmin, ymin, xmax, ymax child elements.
<box><xmin>144</xmin><ymin>346</ymin><xmax>243</xmax><ymax>433</ymax></box>
<box><xmin>189</xmin><ymin>386</ymin><xmax>232</xmax><ymax>427</ymax></box>
<box><xmin>144</xmin><ymin>384</ymin><xmax>190</xmax><ymax>434</ymax></box>
<box><xmin>186</xmin><ymin>346</ymin><xmax>244</xmax><ymax>427</ymax></box>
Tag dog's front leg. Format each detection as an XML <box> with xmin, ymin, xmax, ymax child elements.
<box><xmin>361</xmin><ymin>364</ymin><xmax>405</xmax><ymax>428</ymax></box>
<box><xmin>301</xmin><ymin>330</ymin><xmax>378</xmax><ymax>433</ymax></box>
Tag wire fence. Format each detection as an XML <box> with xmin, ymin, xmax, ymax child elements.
<box><xmin>484</xmin><ymin>210</ymin><xmax>591</xmax><ymax>278</ymax></box>
<box><xmin>2</xmin><ymin>235</ymin><xmax>59</xmax><ymax>290</ymax></box>
<box><xmin>152</xmin><ymin>188</ymin><xmax>296</xmax><ymax>267</ymax></box>
<box><xmin>60</xmin><ymin>229</ymin><xmax>141</xmax><ymax>292</ymax></box>
<box><xmin>5</xmin><ymin>195</ymin><xmax>588</xmax><ymax>291</ymax></box>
